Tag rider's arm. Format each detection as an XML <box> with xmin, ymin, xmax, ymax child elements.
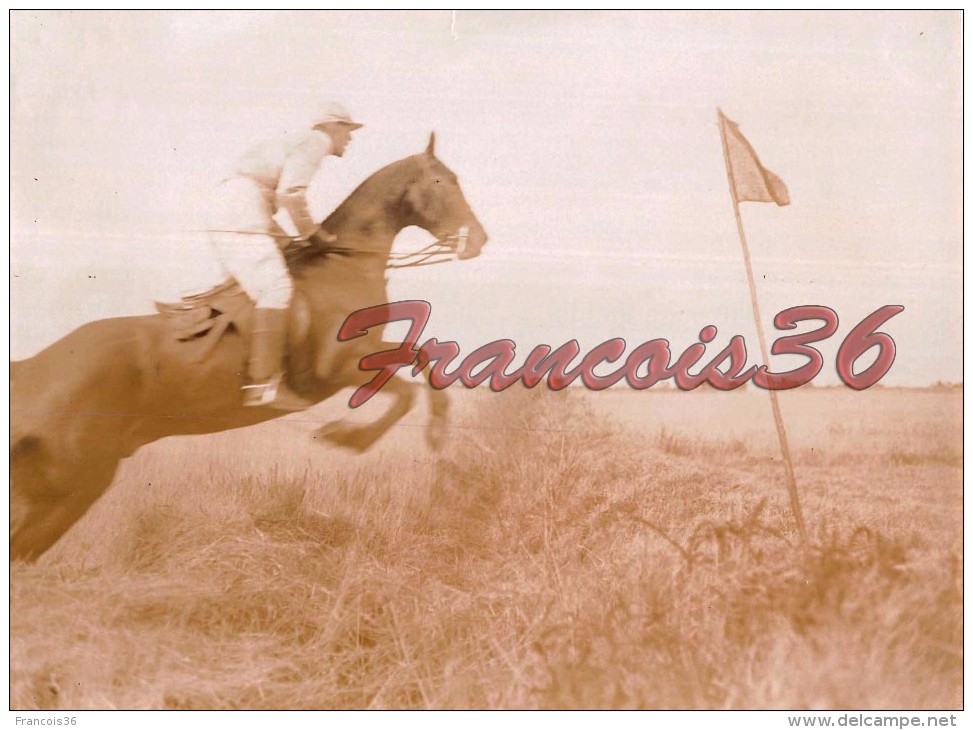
<box><xmin>275</xmin><ymin>131</ymin><xmax>333</xmax><ymax>239</ymax></box>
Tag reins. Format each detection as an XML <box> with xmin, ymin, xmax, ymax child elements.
<box><xmin>285</xmin><ymin>225</ymin><xmax>470</xmax><ymax>270</ymax></box>
<box><xmin>386</xmin><ymin>226</ymin><xmax>470</xmax><ymax>270</ymax></box>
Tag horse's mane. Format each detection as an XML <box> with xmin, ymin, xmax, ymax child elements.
<box><xmin>295</xmin><ymin>153</ymin><xmax>425</xmax><ymax>264</ymax></box>
<box><xmin>326</xmin><ymin>154</ymin><xmax>422</xmax><ymax>229</ymax></box>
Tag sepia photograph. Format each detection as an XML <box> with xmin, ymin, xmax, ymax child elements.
<box><xmin>9</xmin><ymin>10</ymin><xmax>963</xmax><ymax>711</ymax></box>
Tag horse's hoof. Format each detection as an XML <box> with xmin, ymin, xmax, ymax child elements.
<box><xmin>311</xmin><ymin>422</ymin><xmax>369</xmax><ymax>453</ymax></box>
<box><xmin>426</xmin><ymin>422</ymin><xmax>447</xmax><ymax>451</ymax></box>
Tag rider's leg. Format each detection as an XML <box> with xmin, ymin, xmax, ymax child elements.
<box><xmin>243</xmin><ymin>306</ymin><xmax>313</xmax><ymax>410</ymax></box>
<box><xmin>209</xmin><ymin>224</ymin><xmax>313</xmax><ymax>410</ymax></box>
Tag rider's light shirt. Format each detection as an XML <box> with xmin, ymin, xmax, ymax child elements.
<box><xmin>179</xmin><ymin>128</ymin><xmax>338</xmax><ymax>310</ymax></box>
<box><xmin>230</xmin><ymin>129</ymin><xmax>335</xmax><ymax>237</ymax></box>
<box><xmin>232</xmin><ymin>129</ymin><xmax>333</xmax><ymax>190</ymax></box>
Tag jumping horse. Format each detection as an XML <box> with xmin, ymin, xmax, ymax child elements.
<box><xmin>10</xmin><ymin>133</ymin><xmax>488</xmax><ymax>561</ymax></box>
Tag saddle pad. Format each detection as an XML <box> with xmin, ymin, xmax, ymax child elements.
<box><xmin>155</xmin><ymin>279</ymin><xmax>253</xmax><ymax>356</ymax></box>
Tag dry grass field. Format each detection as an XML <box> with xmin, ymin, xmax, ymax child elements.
<box><xmin>10</xmin><ymin>385</ymin><xmax>962</xmax><ymax>709</ymax></box>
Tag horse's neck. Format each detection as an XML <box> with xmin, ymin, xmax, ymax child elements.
<box><xmin>325</xmin><ymin>183</ymin><xmax>410</xmax><ymax>260</ymax></box>
<box><xmin>298</xmin><ymin>214</ymin><xmax>400</xmax><ymax>285</ymax></box>
<box><xmin>308</xmin><ymin>160</ymin><xmax>418</xmax><ymax>277</ymax></box>
<box><xmin>334</xmin><ymin>223</ymin><xmax>399</xmax><ymax>255</ymax></box>
<box><xmin>323</xmin><ymin>160</ymin><xmax>417</xmax><ymax>252</ymax></box>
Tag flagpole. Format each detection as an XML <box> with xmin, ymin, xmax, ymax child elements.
<box><xmin>716</xmin><ymin>108</ymin><xmax>808</xmax><ymax>545</ymax></box>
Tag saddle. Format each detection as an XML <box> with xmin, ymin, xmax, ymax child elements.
<box><xmin>154</xmin><ymin>279</ymin><xmax>254</xmax><ymax>361</ymax></box>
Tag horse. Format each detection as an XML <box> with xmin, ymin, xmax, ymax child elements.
<box><xmin>10</xmin><ymin>133</ymin><xmax>488</xmax><ymax>562</ymax></box>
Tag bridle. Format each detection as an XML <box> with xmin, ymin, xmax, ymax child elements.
<box><xmin>386</xmin><ymin>225</ymin><xmax>470</xmax><ymax>270</ymax></box>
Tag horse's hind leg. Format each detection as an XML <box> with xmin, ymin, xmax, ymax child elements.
<box><xmin>10</xmin><ymin>437</ymin><xmax>120</xmax><ymax>562</ymax></box>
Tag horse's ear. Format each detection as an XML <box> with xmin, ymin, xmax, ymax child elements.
<box><xmin>425</xmin><ymin>131</ymin><xmax>436</xmax><ymax>156</ymax></box>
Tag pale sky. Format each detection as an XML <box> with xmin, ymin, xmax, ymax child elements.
<box><xmin>10</xmin><ymin>11</ymin><xmax>962</xmax><ymax>386</ymax></box>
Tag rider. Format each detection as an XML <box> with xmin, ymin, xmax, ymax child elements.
<box><xmin>208</xmin><ymin>101</ymin><xmax>363</xmax><ymax>409</ymax></box>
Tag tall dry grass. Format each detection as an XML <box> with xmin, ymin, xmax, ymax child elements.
<box><xmin>10</xmin><ymin>387</ymin><xmax>962</xmax><ymax>709</ymax></box>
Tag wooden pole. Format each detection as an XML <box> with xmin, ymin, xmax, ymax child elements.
<box><xmin>717</xmin><ymin>109</ymin><xmax>808</xmax><ymax>545</ymax></box>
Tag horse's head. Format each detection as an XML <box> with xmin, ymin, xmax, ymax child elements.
<box><xmin>311</xmin><ymin>134</ymin><xmax>488</xmax><ymax>265</ymax></box>
<box><xmin>399</xmin><ymin>133</ymin><xmax>488</xmax><ymax>260</ymax></box>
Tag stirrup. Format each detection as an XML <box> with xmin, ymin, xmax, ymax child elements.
<box><xmin>242</xmin><ymin>373</ymin><xmax>312</xmax><ymax>410</ymax></box>
<box><xmin>242</xmin><ymin>373</ymin><xmax>283</xmax><ymax>407</ymax></box>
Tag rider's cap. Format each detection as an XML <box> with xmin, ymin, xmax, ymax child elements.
<box><xmin>312</xmin><ymin>101</ymin><xmax>364</xmax><ymax>130</ymax></box>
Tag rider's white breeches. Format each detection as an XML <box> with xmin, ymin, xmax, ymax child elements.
<box><xmin>209</xmin><ymin>178</ymin><xmax>292</xmax><ymax>310</ymax></box>
<box><xmin>209</xmin><ymin>230</ymin><xmax>292</xmax><ymax>309</ymax></box>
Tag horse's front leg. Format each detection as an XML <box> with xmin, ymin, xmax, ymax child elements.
<box><xmin>312</xmin><ymin>369</ymin><xmax>416</xmax><ymax>452</ymax></box>
<box><xmin>311</xmin><ymin>338</ymin><xmax>451</xmax><ymax>453</ymax></box>
<box><xmin>424</xmin><ymin>375</ymin><xmax>449</xmax><ymax>451</ymax></box>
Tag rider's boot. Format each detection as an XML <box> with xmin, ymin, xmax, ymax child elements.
<box><xmin>242</xmin><ymin>307</ymin><xmax>314</xmax><ymax>410</ymax></box>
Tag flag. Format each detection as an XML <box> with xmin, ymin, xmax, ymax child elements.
<box><xmin>719</xmin><ymin>110</ymin><xmax>790</xmax><ymax>206</ymax></box>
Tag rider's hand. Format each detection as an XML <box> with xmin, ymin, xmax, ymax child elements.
<box><xmin>291</xmin><ymin>226</ymin><xmax>336</xmax><ymax>245</ymax></box>
<box><xmin>294</xmin><ymin>221</ymin><xmax>318</xmax><ymax>241</ymax></box>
